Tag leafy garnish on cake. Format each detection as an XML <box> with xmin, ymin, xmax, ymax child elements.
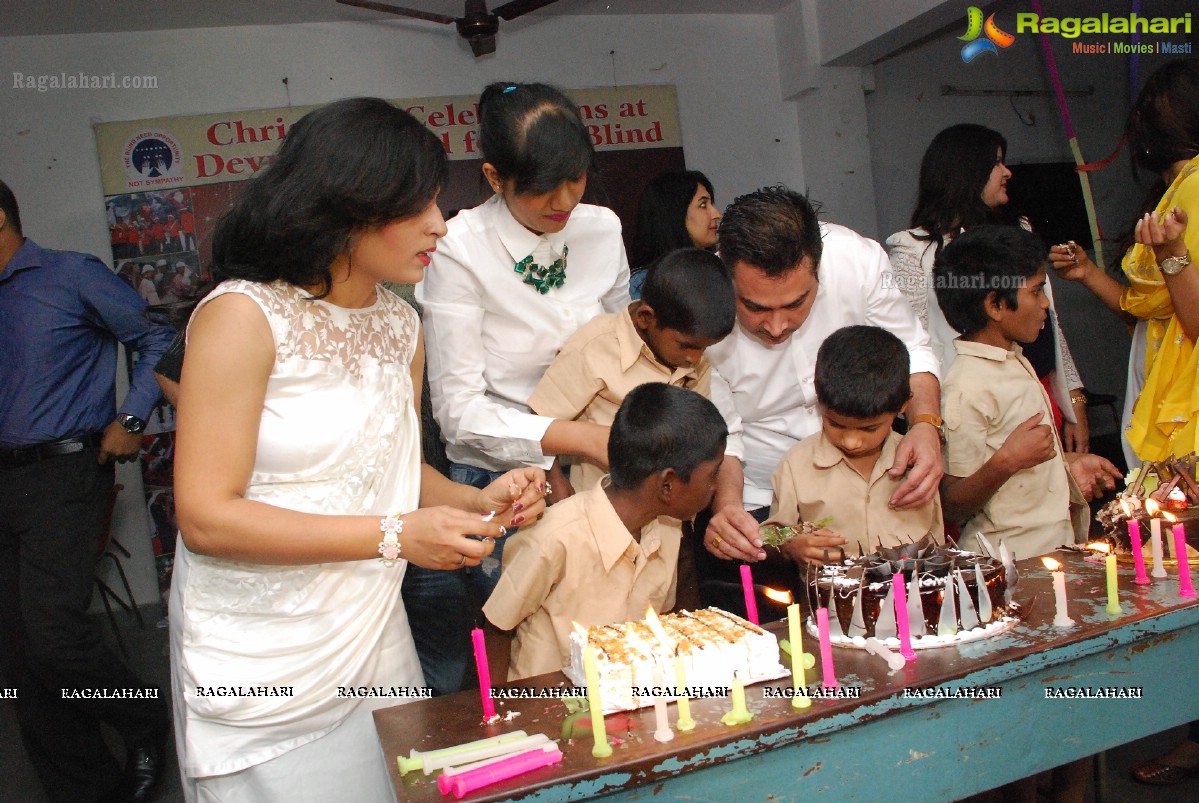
<box><xmin>760</xmin><ymin>516</ymin><xmax>834</xmax><ymax>548</ymax></box>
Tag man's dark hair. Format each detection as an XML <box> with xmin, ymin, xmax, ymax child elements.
<box><xmin>478</xmin><ymin>81</ymin><xmax>594</xmax><ymax>195</ymax></box>
<box><xmin>608</xmin><ymin>384</ymin><xmax>727</xmax><ymax>489</ymax></box>
<box><xmin>717</xmin><ymin>185</ymin><xmax>822</xmax><ymax>277</ymax></box>
<box><xmin>0</xmin><ymin>180</ymin><xmax>22</xmax><ymax>235</ymax></box>
<box><xmin>815</xmin><ymin>326</ymin><xmax>910</xmax><ymax>418</ymax></box>
<box><xmin>640</xmin><ymin>248</ymin><xmax>734</xmax><ymax>340</ymax></box>
<box><xmin>933</xmin><ymin>225</ymin><xmax>1046</xmax><ymax>337</ymax></box>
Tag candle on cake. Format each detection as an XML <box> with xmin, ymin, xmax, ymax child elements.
<box><xmin>740</xmin><ymin>564</ymin><xmax>760</xmax><ymax>625</ymax></box>
<box><xmin>1042</xmin><ymin>557</ymin><xmax>1075</xmax><ymax>627</ymax></box>
<box><xmin>892</xmin><ymin>572</ymin><xmax>917</xmax><ymax>662</ymax></box>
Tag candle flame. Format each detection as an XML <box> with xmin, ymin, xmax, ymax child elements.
<box><xmin>1086</xmin><ymin>542</ymin><xmax>1111</xmax><ymax>554</ymax></box>
<box><xmin>1041</xmin><ymin>557</ymin><xmax>1062</xmax><ymax>571</ymax></box>
<box><xmin>1120</xmin><ymin>499</ymin><xmax>1132</xmax><ymax>517</ymax></box>
<box><xmin>642</xmin><ymin>606</ymin><xmax>674</xmax><ymax>651</ymax></box>
<box><xmin>572</xmin><ymin>621</ymin><xmax>589</xmax><ymax>641</ymax></box>
<box><xmin>1163</xmin><ymin>510</ymin><xmax>1179</xmax><ymax>523</ymax></box>
<box><xmin>1146</xmin><ymin>499</ymin><xmax>1160</xmax><ymax>516</ymax></box>
<box><xmin>762</xmin><ymin>586</ymin><xmax>793</xmax><ymax>605</ymax></box>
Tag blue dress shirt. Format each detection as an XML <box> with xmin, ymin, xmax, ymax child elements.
<box><xmin>0</xmin><ymin>239</ymin><xmax>176</xmax><ymax>448</ymax></box>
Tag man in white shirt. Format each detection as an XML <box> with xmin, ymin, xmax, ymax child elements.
<box><xmin>704</xmin><ymin>186</ymin><xmax>944</xmax><ymax>564</ymax></box>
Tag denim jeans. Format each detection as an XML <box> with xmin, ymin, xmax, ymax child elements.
<box><xmin>401</xmin><ymin>463</ymin><xmax>517</xmax><ymax>695</ymax></box>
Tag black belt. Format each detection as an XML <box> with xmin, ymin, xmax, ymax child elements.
<box><xmin>0</xmin><ymin>433</ymin><xmax>105</xmax><ymax>468</ymax></box>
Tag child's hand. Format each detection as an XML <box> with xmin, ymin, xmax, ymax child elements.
<box><xmin>1135</xmin><ymin>207</ymin><xmax>1189</xmax><ymax>265</ymax></box>
<box><xmin>996</xmin><ymin>413</ymin><xmax>1056</xmax><ymax>473</ymax></box>
<box><xmin>1064</xmin><ymin>452</ymin><xmax>1122</xmax><ymax>501</ymax></box>
<box><xmin>781</xmin><ymin>527</ymin><xmax>848</xmax><ymax>566</ymax></box>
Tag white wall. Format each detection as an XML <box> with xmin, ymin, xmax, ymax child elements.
<box><xmin>0</xmin><ymin>13</ymin><xmax>802</xmax><ymax>603</ymax></box>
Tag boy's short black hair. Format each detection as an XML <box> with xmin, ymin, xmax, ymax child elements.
<box><xmin>608</xmin><ymin>384</ymin><xmax>727</xmax><ymax>489</ymax></box>
<box><xmin>815</xmin><ymin>326</ymin><xmax>910</xmax><ymax>418</ymax></box>
<box><xmin>640</xmin><ymin>248</ymin><xmax>735</xmax><ymax>340</ymax></box>
<box><xmin>933</xmin><ymin>225</ymin><xmax>1046</xmax><ymax>337</ymax></box>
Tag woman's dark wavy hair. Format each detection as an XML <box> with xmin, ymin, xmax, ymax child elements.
<box><xmin>211</xmin><ymin>97</ymin><xmax>447</xmax><ymax>298</ymax></box>
<box><xmin>634</xmin><ymin>170</ymin><xmax>715</xmax><ymax>268</ymax></box>
<box><xmin>1128</xmin><ymin>58</ymin><xmax>1199</xmax><ymax>178</ymax></box>
<box><xmin>478</xmin><ymin>82</ymin><xmax>594</xmax><ymax>195</ymax></box>
<box><xmin>909</xmin><ymin>124</ymin><xmax>1014</xmax><ymax>249</ymax></box>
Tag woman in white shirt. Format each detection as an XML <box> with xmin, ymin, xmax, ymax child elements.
<box><xmin>886</xmin><ymin>123</ymin><xmax>1090</xmax><ymax>452</ymax></box>
<box><xmin>413</xmin><ymin>81</ymin><xmax>630</xmax><ymax>693</ymax></box>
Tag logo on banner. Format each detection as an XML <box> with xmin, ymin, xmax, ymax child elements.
<box><xmin>123</xmin><ymin>130</ymin><xmax>183</xmax><ymax>188</ymax></box>
<box><xmin>959</xmin><ymin>7</ymin><xmax>1015</xmax><ymax>63</ymax></box>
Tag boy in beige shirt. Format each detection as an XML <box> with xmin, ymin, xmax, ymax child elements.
<box><xmin>529</xmin><ymin>248</ymin><xmax>735</xmax><ymax>494</ymax></box>
<box><xmin>484</xmin><ymin>383</ymin><xmax>727</xmax><ymax>680</ymax></box>
<box><xmin>769</xmin><ymin>325</ymin><xmax>945</xmax><ymax>563</ymax></box>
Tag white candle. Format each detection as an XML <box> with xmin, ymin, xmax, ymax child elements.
<box><xmin>1151</xmin><ymin>517</ymin><xmax>1167</xmax><ymax>578</ymax></box>
<box><xmin>652</xmin><ymin>664</ymin><xmax>673</xmax><ymax>742</ymax></box>
<box><xmin>1043</xmin><ymin>557</ymin><xmax>1074</xmax><ymax>628</ymax></box>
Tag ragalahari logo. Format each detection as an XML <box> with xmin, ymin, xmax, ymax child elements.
<box><xmin>959</xmin><ymin>7</ymin><xmax>1015</xmax><ymax>63</ymax></box>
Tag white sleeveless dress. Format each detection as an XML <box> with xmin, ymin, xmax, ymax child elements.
<box><xmin>169</xmin><ymin>279</ymin><xmax>423</xmax><ymax>802</ymax></box>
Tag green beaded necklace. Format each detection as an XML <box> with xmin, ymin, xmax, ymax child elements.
<box><xmin>514</xmin><ymin>245</ymin><xmax>568</xmax><ymax>294</ymax></box>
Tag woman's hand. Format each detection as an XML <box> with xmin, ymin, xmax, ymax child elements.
<box><xmin>398</xmin><ymin>506</ymin><xmax>507</xmax><ymax>570</ymax></box>
<box><xmin>1062</xmin><ymin>402</ymin><xmax>1090</xmax><ymax>453</ymax></box>
<box><xmin>1136</xmin><ymin>207</ymin><xmax>1190</xmax><ymax>261</ymax></box>
<box><xmin>1048</xmin><ymin>241</ymin><xmax>1098</xmax><ymax>283</ymax></box>
<box><xmin>473</xmin><ymin>466</ymin><xmax>548</xmax><ymax>528</ymax></box>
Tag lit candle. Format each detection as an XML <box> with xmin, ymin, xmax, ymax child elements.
<box><xmin>1174</xmin><ymin>522</ymin><xmax>1196</xmax><ymax>598</ymax></box>
<box><xmin>1105</xmin><ymin>552</ymin><xmax>1121</xmax><ymax>615</ymax></box>
<box><xmin>892</xmin><ymin>573</ymin><xmax>917</xmax><ymax>662</ymax></box>
<box><xmin>583</xmin><ymin>645</ymin><xmax>612</xmax><ymax>758</ymax></box>
<box><xmin>740</xmin><ymin>564</ymin><xmax>759</xmax><ymax>625</ymax></box>
<box><xmin>1127</xmin><ymin>518</ymin><xmax>1150</xmax><ymax>585</ymax></box>
<box><xmin>786</xmin><ymin>603</ymin><xmax>811</xmax><ymax>709</ymax></box>
<box><xmin>470</xmin><ymin>627</ymin><xmax>497</xmax><ymax>723</ymax></box>
<box><xmin>815</xmin><ymin>606</ymin><xmax>839</xmax><ymax>690</ymax></box>
<box><xmin>673</xmin><ymin>655</ymin><xmax>695</xmax><ymax>731</ymax></box>
<box><xmin>1149</xmin><ymin>501</ymin><xmax>1167</xmax><ymax>578</ymax></box>
<box><xmin>652</xmin><ymin>664</ymin><xmax>673</xmax><ymax>742</ymax></box>
<box><xmin>1042</xmin><ymin>557</ymin><xmax>1074</xmax><ymax>627</ymax></box>
<box><xmin>721</xmin><ymin>671</ymin><xmax>753</xmax><ymax>725</ymax></box>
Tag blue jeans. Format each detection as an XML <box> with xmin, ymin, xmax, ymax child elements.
<box><xmin>401</xmin><ymin>463</ymin><xmax>517</xmax><ymax>695</ymax></box>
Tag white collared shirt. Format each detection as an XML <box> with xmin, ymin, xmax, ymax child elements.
<box><xmin>417</xmin><ymin>195</ymin><xmax>630</xmax><ymax>470</ymax></box>
<box><xmin>708</xmin><ymin>222</ymin><xmax>939</xmax><ymax>508</ymax></box>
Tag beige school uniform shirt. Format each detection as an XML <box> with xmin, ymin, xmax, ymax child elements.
<box><xmin>483</xmin><ymin>483</ymin><xmax>681</xmax><ymax>681</ymax></box>
<box><xmin>769</xmin><ymin>429</ymin><xmax>944</xmax><ymax>556</ymax></box>
<box><xmin>942</xmin><ymin>340</ymin><xmax>1088</xmax><ymax>559</ymax></box>
<box><xmin>528</xmin><ymin>306</ymin><xmax>710</xmax><ymax>492</ymax></box>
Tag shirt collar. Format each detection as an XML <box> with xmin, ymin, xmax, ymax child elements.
<box><xmin>811</xmin><ymin>428</ymin><xmax>900</xmax><ymax>479</ymax></box>
<box><xmin>614</xmin><ymin>305</ymin><xmax>701</xmax><ymax>382</ymax></box>
<box><xmin>584</xmin><ymin>482</ymin><xmax>662</xmax><ymax>571</ymax></box>
<box><xmin>493</xmin><ymin>195</ymin><xmax>567</xmax><ymax>265</ymax></box>
<box><xmin>0</xmin><ymin>239</ymin><xmax>43</xmax><ymax>282</ymax></box>
<box><xmin>952</xmin><ymin>339</ymin><xmax>1021</xmax><ymax>363</ymax></box>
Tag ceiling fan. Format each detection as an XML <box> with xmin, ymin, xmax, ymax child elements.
<box><xmin>336</xmin><ymin>0</ymin><xmax>562</xmax><ymax>57</ymax></box>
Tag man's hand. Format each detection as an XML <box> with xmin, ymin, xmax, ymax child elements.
<box><xmin>888</xmin><ymin>422</ymin><xmax>944</xmax><ymax>509</ymax></box>
<box><xmin>1064</xmin><ymin>452</ymin><xmax>1122</xmax><ymax>501</ymax></box>
<box><xmin>704</xmin><ymin>502</ymin><xmax>766</xmax><ymax>562</ymax></box>
<box><xmin>780</xmin><ymin>527</ymin><xmax>848</xmax><ymax>565</ymax></box>
<box><xmin>99</xmin><ymin>420</ymin><xmax>142</xmax><ymax>464</ymax></box>
<box><xmin>996</xmin><ymin>413</ymin><xmax>1056</xmax><ymax>473</ymax></box>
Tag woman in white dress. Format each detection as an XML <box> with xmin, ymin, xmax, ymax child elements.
<box><xmin>169</xmin><ymin>98</ymin><xmax>546</xmax><ymax>803</ymax></box>
<box><xmin>410</xmin><ymin>81</ymin><xmax>630</xmax><ymax>694</ymax></box>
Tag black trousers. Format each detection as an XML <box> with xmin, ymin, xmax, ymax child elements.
<box><xmin>0</xmin><ymin>449</ymin><xmax>169</xmax><ymax>803</ymax></box>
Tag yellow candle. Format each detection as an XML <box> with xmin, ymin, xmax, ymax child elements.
<box><xmin>583</xmin><ymin>645</ymin><xmax>612</xmax><ymax>758</ymax></box>
<box><xmin>1106</xmin><ymin>553</ymin><xmax>1121</xmax><ymax>615</ymax></box>
<box><xmin>673</xmin><ymin>655</ymin><xmax>695</xmax><ymax>731</ymax></box>
<box><xmin>721</xmin><ymin>672</ymin><xmax>753</xmax><ymax>726</ymax></box>
<box><xmin>787</xmin><ymin>603</ymin><xmax>811</xmax><ymax>709</ymax></box>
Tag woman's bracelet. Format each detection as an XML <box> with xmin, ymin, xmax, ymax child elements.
<box><xmin>1069</xmin><ymin>390</ymin><xmax>1088</xmax><ymax>407</ymax></box>
<box><xmin>378</xmin><ymin>514</ymin><xmax>404</xmax><ymax>566</ymax></box>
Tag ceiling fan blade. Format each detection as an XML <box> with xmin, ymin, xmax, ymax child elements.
<box><xmin>469</xmin><ymin>34</ymin><xmax>497</xmax><ymax>57</ymax></box>
<box><xmin>491</xmin><ymin>0</ymin><xmax>560</xmax><ymax>22</ymax></box>
<box><xmin>335</xmin><ymin>0</ymin><xmax>456</xmax><ymax>25</ymax></box>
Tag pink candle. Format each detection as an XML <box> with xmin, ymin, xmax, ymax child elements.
<box><xmin>471</xmin><ymin>627</ymin><xmax>497</xmax><ymax>721</ymax></box>
<box><xmin>1128</xmin><ymin>519</ymin><xmax>1150</xmax><ymax>585</ymax></box>
<box><xmin>892</xmin><ymin>573</ymin><xmax>917</xmax><ymax>662</ymax></box>
<box><xmin>740</xmin><ymin>564</ymin><xmax>759</xmax><ymax>625</ymax></box>
<box><xmin>441</xmin><ymin>745</ymin><xmax>563</xmax><ymax>798</ymax></box>
<box><xmin>1174</xmin><ymin>523</ymin><xmax>1196</xmax><ymax>598</ymax></box>
<box><xmin>815</xmin><ymin>606</ymin><xmax>839</xmax><ymax>691</ymax></box>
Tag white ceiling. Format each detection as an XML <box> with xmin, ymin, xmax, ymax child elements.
<box><xmin>0</xmin><ymin>0</ymin><xmax>791</xmax><ymax>38</ymax></box>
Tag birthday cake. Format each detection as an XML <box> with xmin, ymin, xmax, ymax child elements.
<box><xmin>1097</xmin><ymin>456</ymin><xmax>1199</xmax><ymax>552</ymax></box>
<box><xmin>805</xmin><ymin>538</ymin><xmax>1020</xmax><ymax>649</ymax></box>
<box><xmin>562</xmin><ymin>608</ymin><xmax>787</xmax><ymax>714</ymax></box>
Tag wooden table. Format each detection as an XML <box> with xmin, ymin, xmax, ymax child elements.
<box><xmin>375</xmin><ymin>550</ymin><xmax>1199</xmax><ymax>801</ymax></box>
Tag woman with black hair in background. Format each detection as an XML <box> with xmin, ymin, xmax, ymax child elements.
<box><xmin>413</xmin><ymin>82</ymin><xmax>629</xmax><ymax>694</ymax></box>
<box><xmin>170</xmin><ymin>97</ymin><xmax>544</xmax><ymax>802</ymax></box>
<box><xmin>888</xmin><ymin>123</ymin><xmax>1090</xmax><ymax>452</ymax></box>
<box><xmin>630</xmin><ymin>169</ymin><xmax>721</xmax><ymax>299</ymax></box>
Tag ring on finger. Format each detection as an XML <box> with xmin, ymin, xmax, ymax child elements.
<box><xmin>712</xmin><ymin>534</ymin><xmax>724</xmax><ymax>547</ymax></box>
<box><xmin>545</xmin><ymin>482</ymin><xmax>553</xmax><ymax>496</ymax></box>
<box><xmin>456</xmin><ymin>553</ymin><xmax>467</xmax><ymax>568</ymax></box>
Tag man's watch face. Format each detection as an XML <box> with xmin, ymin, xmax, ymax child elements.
<box><xmin>119</xmin><ymin>414</ymin><xmax>146</xmax><ymax>434</ymax></box>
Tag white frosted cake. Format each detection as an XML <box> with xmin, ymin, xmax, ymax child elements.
<box><xmin>563</xmin><ymin>607</ymin><xmax>786</xmax><ymax>714</ymax></box>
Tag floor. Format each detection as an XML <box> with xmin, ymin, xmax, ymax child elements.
<box><xmin>1</xmin><ymin>603</ymin><xmax>1193</xmax><ymax>803</ymax></box>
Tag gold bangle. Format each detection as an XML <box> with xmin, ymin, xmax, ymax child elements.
<box><xmin>1070</xmin><ymin>393</ymin><xmax>1087</xmax><ymax>407</ymax></box>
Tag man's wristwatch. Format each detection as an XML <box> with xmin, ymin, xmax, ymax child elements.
<box><xmin>1160</xmin><ymin>253</ymin><xmax>1192</xmax><ymax>276</ymax></box>
<box><xmin>910</xmin><ymin>414</ymin><xmax>946</xmax><ymax>445</ymax></box>
<box><xmin>118</xmin><ymin>414</ymin><xmax>147</xmax><ymax>435</ymax></box>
